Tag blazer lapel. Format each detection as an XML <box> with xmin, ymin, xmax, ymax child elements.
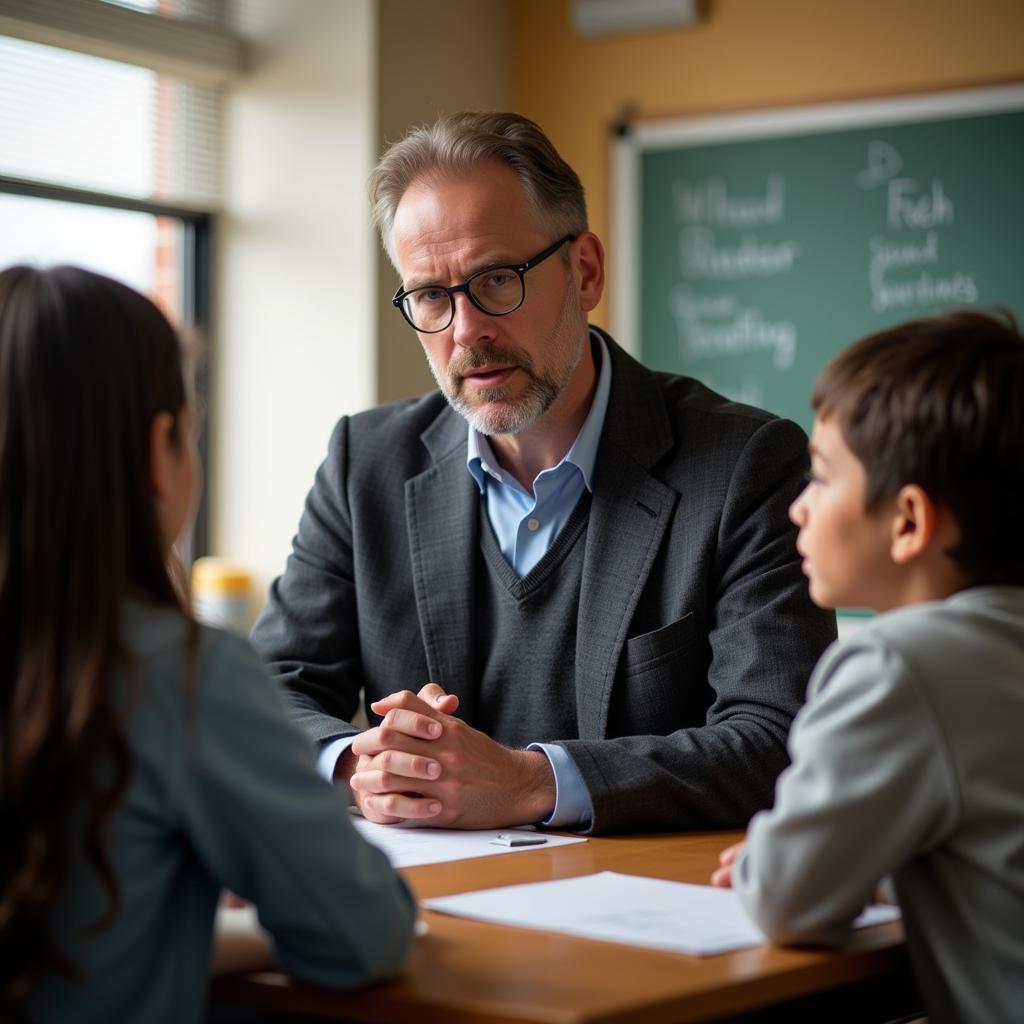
<box><xmin>405</xmin><ymin>409</ymin><xmax>479</xmax><ymax>723</ymax></box>
<box><xmin>576</xmin><ymin>332</ymin><xmax>678</xmax><ymax>739</ymax></box>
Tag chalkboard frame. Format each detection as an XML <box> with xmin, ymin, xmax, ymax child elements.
<box><xmin>612</xmin><ymin>82</ymin><xmax>1024</xmax><ymax>362</ymax></box>
<box><xmin>611</xmin><ymin>84</ymin><xmax>1024</xmax><ymax>623</ymax></box>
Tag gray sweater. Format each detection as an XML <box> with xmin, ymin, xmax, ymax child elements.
<box><xmin>733</xmin><ymin>586</ymin><xmax>1024</xmax><ymax>1024</ymax></box>
<box><xmin>25</xmin><ymin>601</ymin><xmax>416</xmax><ymax>1024</ymax></box>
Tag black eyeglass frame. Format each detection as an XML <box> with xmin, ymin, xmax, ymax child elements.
<box><xmin>391</xmin><ymin>234</ymin><xmax>578</xmax><ymax>333</ymax></box>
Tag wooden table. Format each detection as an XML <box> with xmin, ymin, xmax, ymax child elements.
<box><xmin>212</xmin><ymin>830</ymin><xmax>915</xmax><ymax>1023</ymax></box>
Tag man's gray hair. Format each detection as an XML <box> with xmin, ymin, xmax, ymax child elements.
<box><xmin>369</xmin><ymin>110</ymin><xmax>588</xmax><ymax>267</ymax></box>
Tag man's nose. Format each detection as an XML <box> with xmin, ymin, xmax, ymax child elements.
<box><xmin>450</xmin><ymin>291</ymin><xmax>497</xmax><ymax>349</ymax></box>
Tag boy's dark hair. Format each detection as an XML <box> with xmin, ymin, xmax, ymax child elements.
<box><xmin>812</xmin><ymin>308</ymin><xmax>1024</xmax><ymax>587</ymax></box>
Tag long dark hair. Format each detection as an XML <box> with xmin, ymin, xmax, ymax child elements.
<box><xmin>0</xmin><ymin>265</ymin><xmax>190</xmax><ymax>1014</ymax></box>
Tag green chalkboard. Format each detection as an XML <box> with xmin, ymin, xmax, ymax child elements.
<box><xmin>613</xmin><ymin>86</ymin><xmax>1024</xmax><ymax>432</ymax></box>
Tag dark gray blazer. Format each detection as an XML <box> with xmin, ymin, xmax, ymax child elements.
<box><xmin>251</xmin><ymin>329</ymin><xmax>837</xmax><ymax>833</ymax></box>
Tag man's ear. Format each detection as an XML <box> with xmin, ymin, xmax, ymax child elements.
<box><xmin>573</xmin><ymin>231</ymin><xmax>605</xmax><ymax>313</ymax></box>
<box><xmin>149</xmin><ymin>411</ymin><xmax>176</xmax><ymax>502</ymax></box>
<box><xmin>890</xmin><ymin>484</ymin><xmax>940</xmax><ymax>565</ymax></box>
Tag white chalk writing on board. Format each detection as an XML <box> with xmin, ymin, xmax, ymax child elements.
<box><xmin>859</xmin><ymin>142</ymin><xmax>977</xmax><ymax>314</ymax></box>
<box><xmin>669</xmin><ymin>175</ymin><xmax>799</xmax><ymax>374</ymax></box>
<box><xmin>669</xmin><ymin>286</ymin><xmax>796</xmax><ymax>370</ymax></box>
<box><xmin>673</xmin><ymin>176</ymin><xmax>785</xmax><ymax>227</ymax></box>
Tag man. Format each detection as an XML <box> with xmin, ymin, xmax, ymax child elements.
<box><xmin>251</xmin><ymin>111</ymin><xmax>836</xmax><ymax>834</ymax></box>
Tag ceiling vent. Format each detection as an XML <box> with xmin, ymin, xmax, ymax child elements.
<box><xmin>572</xmin><ymin>0</ymin><xmax>702</xmax><ymax>37</ymax></box>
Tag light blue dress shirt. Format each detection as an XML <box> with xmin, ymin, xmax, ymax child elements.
<box><xmin>466</xmin><ymin>331</ymin><xmax>609</xmax><ymax>577</ymax></box>
<box><xmin>467</xmin><ymin>330</ymin><xmax>610</xmax><ymax>829</ymax></box>
<box><xmin>320</xmin><ymin>331</ymin><xmax>612</xmax><ymax>830</ymax></box>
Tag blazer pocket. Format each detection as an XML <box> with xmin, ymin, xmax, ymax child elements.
<box><xmin>612</xmin><ymin>614</ymin><xmax>705</xmax><ymax>734</ymax></box>
<box><xmin>623</xmin><ymin>613</ymin><xmax>697</xmax><ymax>674</ymax></box>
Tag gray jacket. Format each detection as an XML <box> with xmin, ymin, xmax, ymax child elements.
<box><xmin>27</xmin><ymin>601</ymin><xmax>415</xmax><ymax>1024</ymax></box>
<box><xmin>252</xmin><ymin>329</ymin><xmax>836</xmax><ymax>833</ymax></box>
<box><xmin>734</xmin><ymin>586</ymin><xmax>1024</xmax><ymax>1024</ymax></box>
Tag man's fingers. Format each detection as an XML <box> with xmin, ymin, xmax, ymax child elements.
<box><xmin>351</xmin><ymin>721</ymin><xmax>439</xmax><ymax>758</ymax></box>
<box><xmin>349</xmin><ymin>743</ymin><xmax>446</xmax><ymax>821</ymax></box>
<box><xmin>369</xmin><ymin>684</ymin><xmax>459</xmax><ymax>718</ymax></box>
<box><xmin>352</xmin><ymin>790</ymin><xmax>404</xmax><ymax>825</ymax></box>
<box><xmin>369</xmin><ymin>688</ymin><xmax>438</xmax><ymax>719</ymax></box>
<box><xmin>351</xmin><ymin>729</ymin><xmax>383</xmax><ymax>758</ymax></box>
<box><xmin>350</xmin><ymin>768</ymin><xmax>436</xmax><ymax>796</ymax></box>
<box><xmin>382</xmin><ymin>707</ymin><xmax>443</xmax><ymax>740</ymax></box>
<box><xmin>361</xmin><ymin>811</ymin><xmax>405</xmax><ymax>825</ymax></box>
<box><xmin>417</xmin><ymin>681</ymin><xmax>460</xmax><ymax>714</ymax></box>
<box><xmin>351</xmin><ymin>751</ymin><xmax>442</xmax><ymax>784</ymax></box>
<box><xmin>359</xmin><ymin>791</ymin><xmax>442</xmax><ymax>821</ymax></box>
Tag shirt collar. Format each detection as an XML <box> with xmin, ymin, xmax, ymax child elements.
<box><xmin>466</xmin><ymin>328</ymin><xmax>612</xmax><ymax>494</ymax></box>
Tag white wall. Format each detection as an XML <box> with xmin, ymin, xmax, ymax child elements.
<box><xmin>214</xmin><ymin>0</ymin><xmax>376</xmax><ymax>604</ymax></box>
<box><xmin>212</xmin><ymin>0</ymin><xmax>510</xmax><ymax>610</ymax></box>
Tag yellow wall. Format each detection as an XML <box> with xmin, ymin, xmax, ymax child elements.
<box><xmin>511</xmin><ymin>0</ymin><xmax>1024</xmax><ymax>327</ymax></box>
<box><xmin>376</xmin><ymin>0</ymin><xmax>511</xmax><ymax>404</ymax></box>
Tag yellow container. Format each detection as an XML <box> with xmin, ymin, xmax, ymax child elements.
<box><xmin>191</xmin><ymin>557</ymin><xmax>252</xmax><ymax>634</ymax></box>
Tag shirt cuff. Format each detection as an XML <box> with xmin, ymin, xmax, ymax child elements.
<box><xmin>317</xmin><ymin>734</ymin><xmax>356</xmax><ymax>783</ymax></box>
<box><xmin>528</xmin><ymin>742</ymin><xmax>593</xmax><ymax>830</ymax></box>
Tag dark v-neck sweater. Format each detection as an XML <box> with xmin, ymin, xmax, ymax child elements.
<box><xmin>472</xmin><ymin>493</ymin><xmax>591</xmax><ymax>746</ymax></box>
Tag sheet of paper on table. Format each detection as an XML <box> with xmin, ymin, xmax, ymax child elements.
<box><xmin>424</xmin><ymin>870</ymin><xmax>901</xmax><ymax>956</ymax></box>
<box><xmin>351</xmin><ymin>815</ymin><xmax>588</xmax><ymax>869</ymax></box>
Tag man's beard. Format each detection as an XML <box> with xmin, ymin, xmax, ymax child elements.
<box><xmin>428</xmin><ymin>279</ymin><xmax>585</xmax><ymax>436</ymax></box>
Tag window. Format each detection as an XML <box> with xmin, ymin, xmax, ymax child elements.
<box><xmin>0</xmin><ymin>0</ymin><xmax>248</xmax><ymax>555</ymax></box>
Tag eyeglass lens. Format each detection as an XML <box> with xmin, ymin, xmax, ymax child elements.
<box><xmin>402</xmin><ymin>267</ymin><xmax>523</xmax><ymax>332</ymax></box>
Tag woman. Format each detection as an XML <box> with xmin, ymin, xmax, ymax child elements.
<box><xmin>0</xmin><ymin>265</ymin><xmax>415</xmax><ymax>1024</ymax></box>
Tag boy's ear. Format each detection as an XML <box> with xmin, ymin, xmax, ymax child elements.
<box><xmin>889</xmin><ymin>484</ymin><xmax>940</xmax><ymax>565</ymax></box>
<box><xmin>149</xmin><ymin>411</ymin><xmax>176</xmax><ymax>501</ymax></box>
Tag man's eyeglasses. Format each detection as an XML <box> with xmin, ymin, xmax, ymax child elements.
<box><xmin>392</xmin><ymin>235</ymin><xmax>576</xmax><ymax>334</ymax></box>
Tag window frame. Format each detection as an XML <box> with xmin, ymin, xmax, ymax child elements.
<box><xmin>0</xmin><ymin>171</ymin><xmax>213</xmax><ymax>557</ymax></box>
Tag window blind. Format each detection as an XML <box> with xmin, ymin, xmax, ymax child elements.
<box><xmin>0</xmin><ymin>0</ymin><xmax>247</xmax><ymax>207</ymax></box>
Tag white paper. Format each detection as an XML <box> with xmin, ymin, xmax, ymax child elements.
<box><xmin>424</xmin><ymin>871</ymin><xmax>901</xmax><ymax>956</ymax></box>
<box><xmin>352</xmin><ymin>816</ymin><xmax>587</xmax><ymax>868</ymax></box>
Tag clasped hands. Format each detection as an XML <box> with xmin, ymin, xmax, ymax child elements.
<box><xmin>341</xmin><ymin>686</ymin><xmax>751</xmax><ymax>877</ymax></box>
<box><xmin>338</xmin><ymin>683</ymin><xmax>556</xmax><ymax>829</ymax></box>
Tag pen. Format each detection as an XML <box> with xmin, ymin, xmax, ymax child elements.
<box><xmin>490</xmin><ymin>833</ymin><xmax>548</xmax><ymax>847</ymax></box>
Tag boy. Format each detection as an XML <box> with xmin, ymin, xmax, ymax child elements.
<box><xmin>711</xmin><ymin>309</ymin><xmax>1024</xmax><ymax>1024</ymax></box>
